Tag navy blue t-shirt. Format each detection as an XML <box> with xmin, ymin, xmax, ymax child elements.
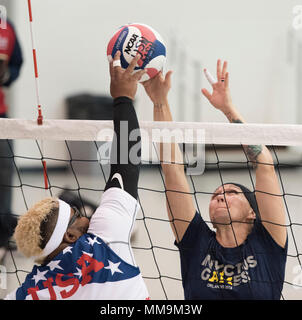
<box><xmin>175</xmin><ymin>212</ymin><xmax>287</xmax><ymax>300</ymax></box>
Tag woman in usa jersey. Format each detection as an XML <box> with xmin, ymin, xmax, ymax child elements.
<box><xmin>5</xmin><ymin>52</ymin><xmax>150</xmax><ymax>300</ymax></box>
<box><xmin>142</xmin><ymin>60</ymin><xmax>287</xmax><ymax>300</ymax></box>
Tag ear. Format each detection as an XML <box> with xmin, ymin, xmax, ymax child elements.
<box><xmin>63</xmin><ymin>228</ymin><xmax>78</xmax><ymax>244</ymax></box>
<box><xmin>248</xmin><ymin>209</ymin><xmax>256</xmax><ymax>220</ymax></box>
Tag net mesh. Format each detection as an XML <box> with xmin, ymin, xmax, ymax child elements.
<box><xmin>0</xmin><ymin>123</ymin><xmax>302</xmax><ymax>299</ymax></box>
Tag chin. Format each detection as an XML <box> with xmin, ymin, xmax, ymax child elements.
<box><xmin>210</xmin><ymin>214</ymin><xmax>231</xmax><ymax>228</ymax></box>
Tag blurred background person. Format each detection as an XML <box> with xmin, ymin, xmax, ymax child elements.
<box><xmin>0</xmin><ymin>16</ymin><xmax>23</xmax><ymax>262</ymax></box>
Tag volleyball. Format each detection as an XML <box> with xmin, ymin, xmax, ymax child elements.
<box><xmin>107</xmin><ymin>23</ymin><xmax>166</xmax><ymax>82</ymax></box>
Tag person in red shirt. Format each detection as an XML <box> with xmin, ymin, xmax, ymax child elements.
<box><xmin>0</xmin><ymin>18</ymin><xmax>23</xmax><ymax>261</ymax></box>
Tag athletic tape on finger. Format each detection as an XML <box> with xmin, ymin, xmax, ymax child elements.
<box><xmin>113</xmin><ymin>60</ymin><xmax>121</xmax><ymax>67</ymax></box>
<box><xmin>204</xmin><ymin>69</ymin><xmax>216</xmax><ymax>85</ymax></box>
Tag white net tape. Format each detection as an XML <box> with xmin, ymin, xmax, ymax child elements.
<box><xmin>1</xmin><ymin>118</ymin><xmax>302</xmax><ymax>146</ymax></box>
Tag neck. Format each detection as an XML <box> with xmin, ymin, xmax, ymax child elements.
<box><xmin>42</xmin><ymin>242</ymin><xmax>69</xmax><ymax>265</ymax></box>
<box><xmin>215</xmin><ymin>222</ymin><xmax>252</xmax><ymax>248</ymax></box>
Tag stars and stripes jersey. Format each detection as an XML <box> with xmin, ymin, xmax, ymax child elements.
<box><xmin>5</xmin><ymin>188</ymin><xmax>149</xmax><ymax>300</ymax></box>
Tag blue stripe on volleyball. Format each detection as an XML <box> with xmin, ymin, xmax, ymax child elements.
<box><xmin>112</xmin><ymin>27</ymin><xmax>129</xmax><ymax>68</ymax></box>
<box><xmin>140</xmin><ymin>39</ymin><xmax>166</xmax><ymax>69</ymax></box>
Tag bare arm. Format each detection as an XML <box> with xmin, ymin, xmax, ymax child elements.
<box><xmin>202</xmin><ymin>60</ymin><xmax>287</xmax><ymax>248</ymax></box>
<box><xmin>142</xmin><ymin>72</ymin><xmax>196</xmax><ymax>243</ymax></box>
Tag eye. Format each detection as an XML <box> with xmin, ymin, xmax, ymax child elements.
<box><xmin>211</xmin><ymin>193</ymin><xmax>219</xmax><ymax>200</ymax></box>
<box><xmin>227</xmin><ymin>190</ymin><xmax>239</xmax><ymax>195</ymax></box>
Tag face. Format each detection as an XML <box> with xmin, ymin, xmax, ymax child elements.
<box><xmin>209</xmin><ymin>184</ymin><xmax>255</xmax><ymax>228</ymax></box>
<box><xmin>67</xmin><ymin>207</ymin><xmax>90</xmax><ymax>238</ymax></box>
<box><xmin>46</xmin><ymin>207</ymin><xmax>90</xmax><ymax>263</ymax></box>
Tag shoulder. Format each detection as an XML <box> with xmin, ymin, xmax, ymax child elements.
<box><xmin>99</xmin><ymin>187</ymin><xmax>139</xmax><ymax>212</ymax></box>
<box><xmin>175</xmin><ymin>211</ymin><xmax>214</xmax><ymax>249</ymax></box>
<box><xmin>249</xmin><ymin>220</ymin><xmax>288</xmax><ymax>253</ymax></box>
<box><xmin>88</xmin><ymin>187</ymin><xmax>140</xmax><ymax>239</ymax></box>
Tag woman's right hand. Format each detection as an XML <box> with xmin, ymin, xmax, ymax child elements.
<box><xmin>142</xmin><ymin>70</ymin><xmax>173</xmax><ymax>107</ymax></box>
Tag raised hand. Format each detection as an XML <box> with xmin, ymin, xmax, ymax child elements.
<box><xmin>201</xmin><ymin>59</ymin><xmax>234</xmax><ymax>114</ymax></box>
<box><xmin>142</xmin><ymin>70</ymin><xmax>173</xmax><ymax>106</ymax></box>
<box><xmin>109</xmin><ymin>51</ymin><xmax>146</xmax><ymax>100</ymax></box>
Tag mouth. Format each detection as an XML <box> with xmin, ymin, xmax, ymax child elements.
<box><xmin>211</xmin><ymin>207</ymin><xmax>229</xmax><ymax>217</ymax></box>
<box><xmin>216</xmin><ymin>206</ymin><xmax>228</xmax><ymax>210</ymax></box>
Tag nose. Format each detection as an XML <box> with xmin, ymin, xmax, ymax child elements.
<box><xmin>216</xmin><ymin>193</ymin><xmax>225</xmax><ymax>202</ymax></box>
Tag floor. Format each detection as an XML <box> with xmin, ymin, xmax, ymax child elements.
<box><xmin>0</xmin><ymin>145</ymin><xmax>302</xmax><ymax>300</ymax></box>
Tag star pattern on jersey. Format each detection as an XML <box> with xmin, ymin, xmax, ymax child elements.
<box><xmin>82</xmin><ymin>250</ymin><xmax>93</xmax><ymax>257</ymax></box>
<box><xmin>32</xmin><ymin>269</ymin><xmax>48</xmax><ymax>285</ymax></box>
<box><xmin>86</xmin><ymin>236</ymin><xmax>101</xmax><ymax>246</ymax></box>
<box><xmin>104</xmin><ymin>260</ymin><xmax>123</xmax><ymax>276</ymax></box>
<box><xmin>74</xmin><ymin>267</ymin><xmax>82</xmax><ymax>279</ymax></box>
<box><xmin>63</xmin><ymin>246</ymin><xmax>73</xmax><ymax>255</ymax></box>
<box><xmin>47</xmin><ymin>260</ymin><xmax>63</xmax><ymax>271</ymax></box>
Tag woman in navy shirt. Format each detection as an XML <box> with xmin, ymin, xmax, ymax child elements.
<box><xmin>142</xmin><ymin>60</ymin><xmax>287</xmax><ymax>300</ymax></box>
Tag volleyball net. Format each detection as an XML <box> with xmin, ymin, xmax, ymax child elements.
<box><xmin>0</xmin><ymin>118</ymin><xmax>302</xmax><ymax>299</ymax></box>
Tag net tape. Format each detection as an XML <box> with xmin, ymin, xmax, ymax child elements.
<box><xmin>1</xmin><ymin>118</ymin><xmax>302</xmax><ymax>146</ymax></box>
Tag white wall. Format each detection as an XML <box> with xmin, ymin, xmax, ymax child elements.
<box><xmin>2</xmin><ymin>0</ymin><xmax>302</xmax><ymax>165</ymax></box>
<box><xmin>6</xmin><ymin>0</ymin><xmax>302</xmax><ymax>123</ymax></box>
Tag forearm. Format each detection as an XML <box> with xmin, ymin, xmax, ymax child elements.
<box><xmin>105</xmin><ymin>97</ymin><xmax>141</xmax><ymax>199</ymax></box>
<box><xmin>223</xmin><ymin>105</ymin><xmax>274</xmax><ymax>169</ymax></box>
<box><xmin>153</xmin><ymin>99</ymin><xmax>173</xmax><ymax>122</ymax></box>
<box><xmin>153</xmin><ymin>101</ymin><xmax>184</xmax><ymax>171</ymax></box>
<box><xmin>153</xmin><ymin>101</ymin><xmax>195</xmax><ymax>241</ymax></box>
<box><xmin>226</xmin><ymin>106</ymin><xmax>286</xmax><ymax>245</ymax></box>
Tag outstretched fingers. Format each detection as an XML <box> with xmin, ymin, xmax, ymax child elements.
<box><xmin>225</xmin><ymin>72</ymin><xmax>229</xmax><ymax>88</ymax></box>
<box><xmin>221</xmin><ymin>61</ymin><xmax>228</xmax><ymax>81</ymax></box>
<box><xmin>217</xmin><ymin>59</ymin><xmax>221</xmax><ymax>82</ymax></box>
<box><xmin>132</xmin><ymin>69</ymin><xmax>147</xmax><ymax>81</ymax></box>
<box><xmin>165</xmin><ymin>70</ymin><xmax>173</xmax><ymax>86</ymax></box>
<box><xmin>110</xmin><ymin>51</ymin><xmax>122</xmax><ymax>76</ymax></box>
<box><xmin>217</xmin><ymin>59</ymin><xmax>228</xmax><ymax>83</ymax></box>
<box><xmin>125</xmin><ymin>54</ymin><xmax>141</xmax><ymax>75</ymax></box>
<box><xmin>201</xmin><ymin>88</ymin><xmax>212</xmax><ymax>101</ymax></box>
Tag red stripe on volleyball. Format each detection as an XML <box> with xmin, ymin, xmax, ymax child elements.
<box><xmin>27</xmin><ymin>0</ymin><xmax>33</xmax><ymax>22</ymax></box>
<box><xmin>107</xmin><ymin>27</ymin><xmax>124</xmax><ymax>56</ymax></box>
<box><xmin>146</xmin><ymin>68</ymin><xmax>159</xmax><ymax>79</ymax></box>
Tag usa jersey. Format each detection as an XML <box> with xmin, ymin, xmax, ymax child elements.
<box><xmin>6</xmin><ymin>188</ymin><xmax>149</xmax><ymax>300</ymax></box>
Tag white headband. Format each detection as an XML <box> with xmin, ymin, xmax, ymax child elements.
<box><xmin>39</xmin><ymin>199</ymin><xmax>71</xmax><ymax>258</ymax></box>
